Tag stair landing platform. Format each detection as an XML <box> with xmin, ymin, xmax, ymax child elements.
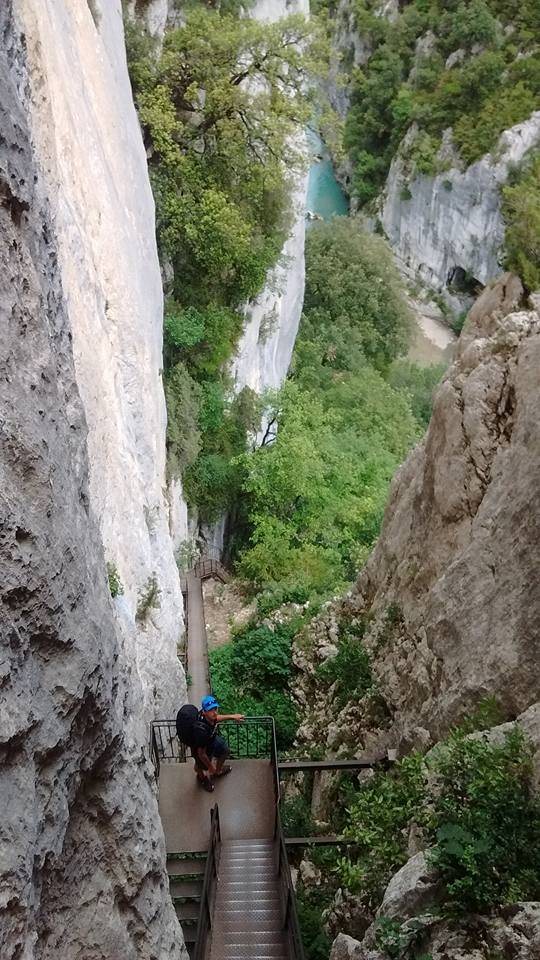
<box><xmin>159</xmin><ymin>759</ymin><xmax>275</xmax><ymax>853</ymax></box>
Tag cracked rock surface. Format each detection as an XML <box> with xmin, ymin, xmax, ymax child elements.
<box><xmin>294</xmin><ymin>274</ymin><xmax>540</xmax><ymax>755</ymax></box>
<box><xmin>1</xmin><ymin>2</ymin><xmax>186</xmax><ymax>957</ymax></box>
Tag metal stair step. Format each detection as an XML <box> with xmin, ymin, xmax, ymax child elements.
<box><xmin>213</xmin><ymin>918</ymin><xmax>282</xmax><ymax>931</ymax></box>
<box><xmin>219</xmin><ymin>896</ymin><xmax>280</xmax><ymax>906</ymax></box>
<box><xmin>219</xmin><ymin>931</ymin><xmax>285</xmax><ymax>943</ymax></box>
<box><xmin>213</xmin><ymin>947</ymin><xmax>287</xmax><ymax>959</ymax></box>
<box><xmin>174</xmin><ymin>902</ymin><xmax>200</xmax><ymax>921</ymax></box>
<box><xmin>225</xmin><ymin>841</ymin><xmax>274</xmax><ymax>849</ymax></box>
<box><xmin>221</xmin><ymin>879</ymin><xmax>278</xmax><ymax>888</ymax></box>
<box><xmin>167</xmin><ymin>858</ymin><xmax>205</xmax><ymax>877</ymax></box>
<box><xmin>215</xmin><ymin>910</ymin><xmax>282</xmax><ymax>919</ymax></box>
<box><xmin>219</xmin><ymin>856</ymin><xmax>274</xmax><ymax>866</ymax></box>
<box><xmin>169</xmin><ymin>879</ymin><xmax>203</xmax><ymax>899</ymax></box>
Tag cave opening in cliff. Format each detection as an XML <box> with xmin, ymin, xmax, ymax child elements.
<box><xmin>446</xmin><ymin>265</ymin><xmax>483</xmax><ymax>298</ymax></box>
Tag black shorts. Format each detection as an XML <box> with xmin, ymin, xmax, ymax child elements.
<box><xmin>192</xmin><ymin>735</ymin><xmax>229</xmax><ymax>770</ymax></box>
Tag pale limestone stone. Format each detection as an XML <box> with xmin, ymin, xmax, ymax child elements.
<box><xmin>18</xmin><ymin>0</ymin><xmax>186</xmax><ymax>724</ymax></box>
<box><xmin>378</xmin><ymin>853</ymin><xmax>443</xmax><ymax>920</ymax></box>
<box><xmin>0</xmin><ymin>2</ymin><xmax>187</xmax><ymax>957</ymax></box>
<box><xmin>382</xmin><ymin>113</ymin><xmax>540</xmax><ymax>297</ymax></box>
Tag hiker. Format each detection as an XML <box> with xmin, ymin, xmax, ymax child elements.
<box><xmin>176</xmin><ymin>695</ymin><xmax>245</xmax><ymax>793</ymax></box>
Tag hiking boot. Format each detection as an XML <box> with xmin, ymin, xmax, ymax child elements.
<box><xmin>215</xmin><ymin>765</ymin><xmax>232</xmax><ymax>778</ymax></box>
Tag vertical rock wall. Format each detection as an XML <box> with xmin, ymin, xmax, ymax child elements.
<box><xmin>382</xmin><ymin>114</ymin><xmax>540</xmax><ymax>296</ymax></box>
<box><xmin>18</xmin><ymin>0</ymin><xmax>186</xmax><ymax>721</ymax></box>
<box><xmin>1</xmin><ymin>1</ymin><xmax>186</xmax><ymax>956</ymax></box>
<box><xmin>230</xmin><ymin>0</ymin><xmax>309</xmax><ymax>397</ymax></box>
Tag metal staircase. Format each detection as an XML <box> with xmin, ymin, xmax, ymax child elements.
<box><xmin>152</xmin><ymin>717</ymin><xmax>304</xmax><ymax>960</ymax></box>
<box><xmin>211</xmin><ymin>840</ymin><xmax>286</xmax><ymax>960</ymax></box>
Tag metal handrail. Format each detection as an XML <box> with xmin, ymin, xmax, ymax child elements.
<box><xmin>150</xmin><ymin>716</ymin><xmax>275</xmax><ymax>774</ymax></box>
<box><xmin>274</xmin><ymin>791</ymin><xmax>305</xmax><ymax>959</ymax></box>
<box><xmin>150</xmin><ymin>724</ymin><xmax>161</xmax><ymax>779</ymax></box>
<box><xmin>194</xmin><ymin>804</ymin><xmax>221</xmax><ymax>960</ymax></box>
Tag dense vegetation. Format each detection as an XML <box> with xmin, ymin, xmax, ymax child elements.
<box><xmin>125</xmin><ymin>9</ymin><xmax>320</xmax><ymax>519</ymax></box>
<box><xmin>285</xmin><ymin>719</ymin><xmax>540</xmax><ymax>959</ymax></box>
<box><xmin>209</xmin><ymin>620</ymin><xmax>301</xmax><ymax>748</ymax></box>
<box><xmin>502</xmin><ymin>149</ymin><xmax>540</xmax><ymax>291</ymax></box>
<box><xmin>207</xmin><ymin>220</ymin><xmax>443</xmax><ymax>754</ymax></box>
<box><xmin>235</xmin><ymin>220</ymin><xmax>431</xmax><ymax>608</ymax></box>
<box><xmin>335</xmin><ymin>0</ymin><xmax>540</xmax><ymax>205</ymax></box>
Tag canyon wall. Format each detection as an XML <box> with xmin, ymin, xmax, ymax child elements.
<box><xmin>324</xmin><ymin>0</ymin><xmax>540</xmax><ymax>309</ymax></box>
<box><xmin>230</xmin><ymin>0</ymin><xmax>309</xmax><ymax>398</ymax></box>
<box><xmin>1</xmin><ymin>1</ymin><xmax>186</xmax><ymax>956</ymax></box>
<box><xmin>294</xmin><ymin>275</ymin><xmax>540</xmax><ymax>757</ymax></box>
<box><xmin>382</xmin><ymin>113</ymin><xmax>540</xmax><ymax>297</ymax></box>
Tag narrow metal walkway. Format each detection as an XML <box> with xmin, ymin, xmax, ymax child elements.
<box><xmin>210</xmin><ymin>841</ymin><xmax>287</xmax><ymax>960</ymax></box>
<box><xmin>158</xmin><ymin>760</ymin><xmax>275</xmax><ymax>852</ymax></box>
<box><xmin>185</xmin><ymin>570</ymin><xmax>210</xmax><ymax>707</ymax></box>
<box><xmin>154</xmin><ymin>561</ymin><xmax>304</xmax><ymax>959</ymax></box>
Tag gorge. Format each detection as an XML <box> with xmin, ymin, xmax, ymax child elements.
<box><xmin>1</xmin><ymin>0</ymin><xmax>540</xmax><ymax>958</ymax></box>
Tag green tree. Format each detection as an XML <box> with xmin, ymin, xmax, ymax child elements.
<box><xmin>301</xmin><ymin>219</ymin><xmax>412</xmax><ymax>370</ymax></box>
<box><xmin>127</xmin><ymin>10</ymin><xmax>321</xmax><ymax>305</ymax></box>
<box><xmin>503</xmin><ymin>150</ymin><xmax>540</xmax><ymax>290</ymax></box>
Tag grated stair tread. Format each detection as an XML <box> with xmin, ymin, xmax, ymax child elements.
<box><xmin>169</xmin><ymin>879</ymin><xmax>203</xmax><ymax>899</ymax></box>
<box><xmin>210</xmin><ymin>840</ymin><xmax>286</xmax><ymax>960</ymax></box>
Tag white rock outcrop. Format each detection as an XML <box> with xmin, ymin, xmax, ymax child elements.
<box><xmin>382</xmin><ymin>113</ymin><xmax>540</xmax><ymax>296</ymax></box>
<box><xmin>1</xmin><ymin>1</ymin><xmax>186</xmax><ymax>956</ymax></box>
<box><xmin>230</xmin><ymin>0</ymin><xmax>309</xmax><ymax>398</ymax></box>
<box><xmin>19</xmin><ymin>0</ymin><xmax>185</xmax><ymax>722</ymax></box>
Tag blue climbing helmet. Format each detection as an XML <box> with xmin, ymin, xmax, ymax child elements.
<box><xmin>201</xmin><ymin>695</ymin><xmax>220</xmax><ymax>712</ymax></box>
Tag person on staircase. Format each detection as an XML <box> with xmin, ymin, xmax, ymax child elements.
<box><xmin>192</xmin><ymin>695</ymin><xmax>245</xmax><ymax>793</ymax></box>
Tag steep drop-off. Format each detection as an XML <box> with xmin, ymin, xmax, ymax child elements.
<box><xmin>294</xmin><ymin>275</ymin><xmax>540</xmax><ymax>757</ymax></box>
<box><xmin>1</xmin><ymin>2</ymin><xmax>186</xmax><ymax>956</ymax></box>
<box><xmin>324</xmin><ymin>0</ymin><xmax>540</xmax><ymax>308</ymax></box>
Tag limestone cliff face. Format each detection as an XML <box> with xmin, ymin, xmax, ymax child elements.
<box><xmin>1</xmin><ymin>2</ymin><xmax>185</xmax><ymax>956</ymax></box>
<box><xmin>325</xmin><ymin>0</ymin><xmax>540</xmax><ymax>306</ymax></box>
<box><xmin>230</xmin><ymin>0</ymin><xmax>309</xmax><ymax>399</ymax></box>
<box><xmin>294</xmin><ymin>276</ymin><xmax>540</xmax><ymax>756</ymax></box>
<box><xmin>18</xmin><ymin>0</ymin><xmax>186</xmax><ymax>720</ymax></box>
<box><xmin>382</xmin><ymin>114</ymin><xmax>540</xmax><ymax>297</ymax></box>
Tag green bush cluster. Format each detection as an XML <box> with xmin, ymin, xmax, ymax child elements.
<box><xmin>502</xmin><ymin>150</ymin><xmax>540</xmax><ymax>291</ymax></box>
<box><xmin>209</xmin><ymin>620</ymin><xmax>301</xmax><ymax>748</ymax></box>
<box><xmin>136</xmin><ymin>574</ymin><xmax>161</xmax><ymax>625</ymax></box>
<box><xmin>235</xmin><ymin>220</ymin><xmax>441</xmax><ymax>605</ymax></box>
<box><xmin>341</xmin><ymin>0</ymin><xmax>540</xmax><ymax>204</ymax></box>
<box><xmin>125</xmin><ymin>8</ymin><xmax>321</xmax><ymax>516</ymax></box>
<box><xmin>430</xmin><ymin>727</ymin><xmax>540</xmax><ymax>912</ymax></box>
<box><xmin>296</xmin><ymin>884</ymin><xmax>334</xmax><ymax>960</ymax></box>
<box><xmin>338</xmin><ymin>724</ymin><xmax>540</xmax><ymax>919</ymax></box>
<box><xmin>316</xmin><ymin>618</ymin><xmax>372</xmax><ymax>709</ymax></box>
<box><xmin>106</xmin><ymin>562</ymin><xmax>123</xmax><ymax>599</ymax></box>
<box><xmin>337</xmin><ymin>752</ymin><xmax>427</xmax><ymax>906</ymax></box>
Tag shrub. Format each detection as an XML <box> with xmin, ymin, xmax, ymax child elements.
<box><xmin>429</xmin><ymin>728</ymin><xmax>540</xmax><ymax>912</ymax></box>
<box><xmin>296</xmin><ymin>885</ymin><xmax>333</xmax><ymax>960</ymax></box>
<box><xmin>316</xmin><ymin>619</ymin><xmax>373</xmax><ymax>709</ymax></box>
<box><xmin>136</xmin><ymin>574</ymin><xmax>161</xmax><ymax>625</ymax></box>
<box><xmin>388</xmin><ymin>361</ymin><xmax>446</xmax><ymax>427</ymax></box>
<box><xmin>209</xmin><ymin>621</ymin><xmax>301</xmax><ymax>748</ymax></box>
<box><xmin>502</xmin><ymin>150</ymin><xmax>540</xmax><ymax>291</ymax></box>
<box><xmin>281</xmin><ymin>794</ymin><xmax>315</xmax><ymax>837</ymax></box>
<box><xmin>106</xmin><ymin>562</ymin><xmax>123</xmax><ymax>598</ymax></box>
<box><xmin>164</xmin><ymin>362</ymin><xmax>201</xmax><ymax>478</ymax></box>
<box><xmin>338</xmin><ymin>753</ymin><xmax>427</xmax><ymax>907</ymax></box>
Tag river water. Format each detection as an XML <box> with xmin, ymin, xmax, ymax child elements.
<box><xmin>306</xmin><ymin>128</ymin><xmax>349</xmax><ymax>221</ymax></box>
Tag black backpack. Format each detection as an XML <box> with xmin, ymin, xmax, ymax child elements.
<box><xmin>176</xmin><ymin>704</ymin><xmax>199</xmax><ymax>747</ymax></box>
